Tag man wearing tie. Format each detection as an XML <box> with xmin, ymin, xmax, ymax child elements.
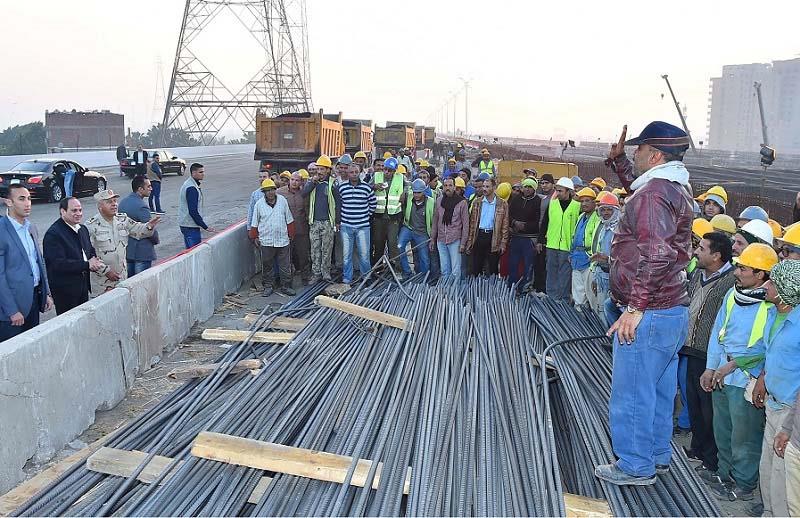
<box><xmin>0</xmin><ymin>184</ymin><xmax>53</xmax><ymax>342</ymax></box>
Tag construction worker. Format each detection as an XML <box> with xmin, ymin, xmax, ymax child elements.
<box><xmin>507</xmin><ymin>178</ymin><xmax>541</xmax><ymax>292</ymax></box>
<box><xmin>774</xmin><ymin>389</ymin><xmax>800</xmax><ymax>516</ymax></box>
<box><xmin>589</xmin><ymin>177</ymin><xmax>607</xmax><ymax>194</ymax></box>
<box><xmin>598</xmin><ymin>121</ymin><xmax>693</xmax><ymax>486</ymax></box>
<box><xmin>688</xmin><ymin>218</ymin><xmax>714</xmax><ymax>277</ymax></box>
<box><xmin>588</xmin><ymin>192</ymin><xmax>620</xmax><ymax>321</ymax></box>
<box><xmin>336</xmin><ymin>162</ymin><xmax>376</xmax><ymax>287</ymax></box>
<box><xmin>680</xmin><ymin>231</ymin><xmax>735</xmax><ymax>481</ymax></box>
<box><xmin>756</xmin><ymin>259</ymin><xmax>800</xmax><ymax>517</ymax></box>
<box><xmin>496</xmin><ymin>182</ymin><xmax>512</xmax><ymax>203</ymax></box>
<box><xmin>278</xmin><ymin>170</ymin><xmax>291</xmax><ymax>188</ymax></box>
<box><xmin>398</xmin><ymin>179</ymin><xmax>434</xmax><ymax>278</ymax></box>
<box><xmin>700</xmin><ymin>243</ymin><xmax>776</xmax><ymax>502</ymax></box>
<box><xmin>710</xmin><ymin>214</ymin><xmax>737</xmax><ymax>238</ymax></box>
<box><xmin>430</xmin><ymin>176</ymin><xmax>469</xmax><ymax>279</ymax></box>
<box><xmin>301</xmin><ymin>155</ymin><xmax>337</xmax><ymax>282</ymax></box>
<box><xmin>453</xmin><ymin>176</ymin><xmax>466</xmax><ymax>197</ymax></box>
<box><xmin>538</xmin><ymin>177</ymin><xmax>580</xmax><ymax>303</ymax></box>
<box><xmin>248</xmin><ymin>179</ymin><xmax>296</xmax><ymax>297</ymax></box>
<box><xmin>737</xmin><ymin>206</ymin><xmax>769</xmax><ymax>228</ymax></box>
<box><xmin>704</xmin><ymin>185</ymin><xmax>728</xmax><ymax>219</ymax></box>
<box><xmin>776</xmin><ymin>225</ymin><xmax>800</xmax><ymax>261</ymax></box>
<box><xmin>465</xmin><ymin>177</ymin><xmax>509</xmax><ymax>276</ymax></box>
<box><xmin>472</xmin><ymin>148</ymin><xmax>496</xmax><ymax>177</ymax></box>
<box><xmin>353</xmin><ymin>151</ymin><xmax>370</xmax><ymax>182</ymax></box>
<box><xmin>443</xmin><ymin>158</ymin><xmax>460</xmax><ymax>179</ymax></box>
<box><xmin>612</xmin><ymin>187</ymin><xmax>628</xmax><ymax>208</ymax></box>
<box><xmin>371</xmin><ymin>156</ymin><xmax>406</xmax><ymax>267</ymax></box>
<box><xmin>732</xmin><ymin>219</ymin><xmax>774</xmax><ymax>257</ymax></box>
<box><xmin>398</xmin><ymin>148</ymin><xmax>414</xmax><ymax>174</ymax></box>
<box><xmin>465</xmin><ymin>172</ymin><xmax>489</xmax><ymax>203</ymax></box>
<box><xmin>277</xmin><ymin>171</ymin><xmax>311</xmax><ymax>284</ymax></box>
<box><xmin>570</xmin><ymin>187</ymin><xmax>600</xmax><ymax>306</ymax></box>
<box><xmin>768</xmin><ymin>219</ymin><xmax>783</xmax><ymax>240</ymax></box>
<box><xmin>532</xmin><ymin>174</ymin><xmax>555</xmax><ymax>293</ymax></box>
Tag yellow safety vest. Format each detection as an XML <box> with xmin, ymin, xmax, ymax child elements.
<box><xmin>479</xmin><ymin>159</ymin><xmax>495</xmax><ymax>177</ymax></box>
<box><xmin>374</xmin><ymin>172</ymin><xmax>404</xmax><ymax>215</ymax></box>
<box><xmin>308</xmin><ymin>177</ymin><xmax>336</xmax><ymax>224</ymax></box>
<box><xmin>545</xmin><ymin>198</ymin><xmax>580</xmax><ymax>252</ymax></box>
<box><xmin>403</xmin><ymin>192</ymin><xmax>434</xmax><ymax>235</ymax></box>
<box><xmin>718</xmin><ymin>293</ymin><xmax>771</xmax><ymax>348</ymax></box>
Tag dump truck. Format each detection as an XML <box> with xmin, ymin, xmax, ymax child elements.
<box><xmin>496</xmin><ymin>160</ymin><xmax>578</xmax><ymax>186</ymax></box>
<box><xmin>424</xmin><ymin>126</ymin><xmax>436</xmax><ymax>148</ymax></box>
<box><xmin>415</xmin><ymin>126</ymin><xmax>426</xmax><ymax>148</ymax></box>
<box><xmin>254</xmin><ymin>109</ymin><xmax>345</xmax><ymax>171</ymax></box>
<box><xmin>342</xmin><ymin>119</ymin><xmax>373</xmax><ymax>160</ymax></box>
<box><xmin>374</xmin><ymin>124</ymin><xmax>416</xmax><ymax>158</ymax></box>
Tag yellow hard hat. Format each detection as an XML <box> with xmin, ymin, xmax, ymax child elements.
<box><xmin>448</xmin><ymin>158</ymin><xmax>456</xmax><ymax>164</ymax></box>
<box><xmin>612</xmin><ymin>187</ymin><xmax>627</xmax><ymax>197</ymax></box>
<box><xmin>706</xmin><ymin>185</ymin><xmax>728</xmax><ymax>204</ymax></box>
<box><xmin>768</xmin><ymin>219</ymin><xmax>783</xmax><ymax>238</ymax></box>
<box><xmin>315</xmin><ymin>155</ymin><xmax>332</xmax><ymax>168</ymax></box>
<box><xmin>354</xmin><ymin>151</ymin><xmax>367</xmax><ymax>159</ymax></box>
<box><xmin>590</xmin><ymin>177</ymin><xmax>607</xmax><ymax>190</ymax></box>
<box><xmin>694</xmin><ymin>192</ymin><xmax>708</xmax><ymax>203</ymax></box>
<box><xmin>383</xmin><ymin>151</ymin><xmax>392</xmax><ymax>159</ymax></box>
<box><xmin>576</xmin><ymin>187</ymin><xmax>597</xmax><ymax>200</ymax></box>
<box><xmin>260</xmin><ymin>178</ymin><xmax>277</xmax><ymax>190</ymax></box>
<box><xmin>733</xmin><ymin>243</ymin><xmax>779</xmax><ymax>271</ymax></box>
<box><xmin>454</xmin><ymin>177</ymin><xmax>466</xmax><ymax>188</ymax></box>
<box><xmin>418</xmin><ymin>159</ymin><xmax>429</xmax><ymax>167</ymax></box>
<box><xmin>496</xmin><ymin>182</ymin><xmax>512</xmax><ymax>201</ymax></box>
<box><xmin>779</xmin><ymin>223</ymin><xmax>800</xmax><ymax>247</ymax></box>
<box><xmin>692</xmin><ymin>218</ymin><xmax>714</xmax><ymax>239</ymax></box>
<box><xmin>298</xmin><ymin>169</ymin><xmax>309</xmax><ymax>179</ymax></box>
<box><xmin>710</xmin><ymin>214</ymin><xmax>737</xmax><ymax>235</ymax></box>
<box><xmin>279</xmin><ymin>170</ymin><xmax>291</xmax><ymax>179</ymax></box>
<box><xmin>398</xmin><ymin>164</ymin><xmax>407</xmax><ymax>174</ymax></box>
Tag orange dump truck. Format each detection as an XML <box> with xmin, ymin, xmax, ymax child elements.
<box><xmin>254</xmin><ymin>109</ymin><xmax>345</xmax><ymax>171</ymax></box>
<box><xmin>342</xmin><ymin>119</ymin><xmax>374</xmax><ymax>159</ymax></box>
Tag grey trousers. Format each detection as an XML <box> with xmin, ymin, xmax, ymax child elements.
<box><xmin>546</xmin><ymin>249</ymin><xmax>572</xmax><ymax>302</ymax></box>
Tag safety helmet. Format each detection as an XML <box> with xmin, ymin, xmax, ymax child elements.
<box><xmin>738</xmin><ymin>219</ymin><xmax>774</xmax><ymax>245</ymax></box>
<box><xmin>733</xmin><ymin>243</ymin><xmax>779</xmax><ymax>272</ymax></box>
<box><xmin>384</xmin><ymin>157</ymin><xmax>398</xmax><ymax>171</ymax></box>
<box><xmin>298</xmin><ymin>169</ymin><xmax>309</xmax><ymax>180</ymax></box>
<box><xmin>279</xmin><ymin>170</ymin><xmax>291</xmax><ymax>179</ymax></box>
<box><xmin>454</xmin><ymin>177</ymin><xmax>466</xmax><ymax>188</ymax></box>
<box><xmin>710</xmin><ymin>214</ymin><xmax>737</xmax><ymax>235</ymax></box>
<box><xmin>571</xmin><ymin>176</ymin><xmax>584</xmax><ymax>188</ymax></box>
<box><xmin>590</xmin><ymin>177</ymin><xmax>607</xmax><ymax>190</ymax></box>
<box><xmin>706</xmin><ymin>185</ymin><xmax>729</xmax><ymax>204</ymax></box>
<box><xmin>778</xmin><ymin>224</ymin><xmax>800</xmax><ymax>247</ymax></box>
<box><xmin>694</xmin><ymin>192</ymin><xmax>708</xmax><ymax>203</ymax></box>
<box><xmin>354</xmin><ymin>151</ymin><xmax>367</xmax><ymax>159</ymax></box>
<box><xmin>611</xmin><ymin>187</ymin><xmax>627</xmax><ymax>197</ymax></box>
<box><xmin>411</xmin><ymin>179</ymin><xmax>427</xmax><ymax>193</ymax></box>
<box><xmin>768</xmin><ymin>219</ymin><xmax>783</xmax><ymax>239</ymax></box>
<box><xmin>496</xmin><ymin>182</ymin><xmax>512</xmax><ymax>201</ymax></box>
<box><xmin>691</xmin><ymin>218</ymin><xmax>714</xmax><ymax>239</ymax></box>
<box><xmin>398</xmin><ymin>164</ymin><xmax>407</xmax><ymax>174</ymax></box>
<box><xmin>576</xmin><ymin>187</ymin><xmax>597</xmax><ymax>200</ymax></box>
<box><xmin>419</xmin><ymin>159</ymin><xmax>430</xmax><ymax>168</ymax></box>
<box><xmin>738</xmin><ymin>205</ymin><xmax>769</xmax><ymax>224</ymax></box>
<box><xmin>596</xmin><ymin>191</ymin><xmax>620</xmax><ymax>207</ymax></box>
<box><xmin>338</xmin><ymin>154</ymin><xmax>353</xmax><ymax>165</ymax></box>
<box><xmin>260</xmin><ymin>179</ymin><xmax>277</xmax><ymax>190</ymax></box>
<box><xmin>555</xmin><ymin>177</ymin><xmax>575</xmax><ymax>190</ymax></box>
<box><xmin>315</xmin><ymin>155</ymin><xmax>333</xmax><ymax>168</ymax></box>
<box><xmin>383</xmin><ymin>151</ymin><xmax>392</xmax><ymax>159</ymax></box>
<box><xmin>448</xmin><ymin>158</ymin><xmax>456</xmax><ymax>164</ymax></box>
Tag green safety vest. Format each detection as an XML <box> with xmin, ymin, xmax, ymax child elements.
<box><xmin>582</xmin><ymin>212</ymin><xmax>601</xmax><ymax>253</ymax></box>
<box><xmin>718</xmin><ymin>293</ymin><xmax>771</xmax><ymax>348</ymax></box>
<box><xmin>404</xmin><ymin>192</ymin><xmax>434</xmax><ymax>235</ymax></box>
<box><xmin>479</xmin><ymin>159</ymin><xmax>495</xmax><ymax>177</ymax></box>
<box><xmin>374</xmin><ymin>172</ymin><xmax>404</xmax><ymax>215</ymax></box>
<box><xmin>546</xmin><ymin>198</ymin><xmax>581</xmax><ymax>252</ymax></box>
<box><xmin>308</xmin><ymin>177</ymin><xmax>336</xmax><ymax>224</ymax></box>
<box><xmin>686</xmin><ymin>257</ymin><xmax>698</xmax><ymax>275</ymax></box>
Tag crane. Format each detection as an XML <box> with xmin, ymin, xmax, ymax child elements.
<box><xmin>753</xmin><ymin>81</ymin><xmax>776</xmax><ymax>197</ymax></box>
<box><xmin>661</xmin><ymin>75</ymin><xmax>697</xmax><ymax>152</ymax></box>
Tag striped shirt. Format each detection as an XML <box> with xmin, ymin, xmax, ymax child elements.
<box><xmin>336</xmin><ymin>181</ymin><xmax>376</xmax><ymax>228</ymax></box>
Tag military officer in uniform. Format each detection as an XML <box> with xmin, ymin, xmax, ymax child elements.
<box><xmin>86</xmin><ymin>190</ymin><xmax>160</xmax><ymax>292</ymax></box>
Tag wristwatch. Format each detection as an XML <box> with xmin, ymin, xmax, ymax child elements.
<box><xmin>626</xmin><ymin>305</ymin><xmax>642</xmax><ymax>315</ymax></box>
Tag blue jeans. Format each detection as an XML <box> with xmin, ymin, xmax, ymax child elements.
<box><xmin>398</xmin><ymin>226</ymin><xmax>429</xmax><ymax>276</ymax></box>
<box><xmin>677</xmin><ymin>355</ymin><xmax>691</xmax><ymax>429</ymax></box>
<box><xmin>437</xmin><ymin>240</ymin><xmax>461</xmax><ymax>279</ymax></box>
<box><xmin>180</xmin><ymin>227</ymin><xmax>202</xmax><ymax>249</ymax></box>
<box><xmin>508</xmin><ymin>236</ymin><xmax>536</xmax><ymax>288</ymax></box>
<box><xmin>127</xmin><ymin>260</ymin><xmax>152</xmax><ymax>276</ymax></box>
<box><xmin>545</xmin><ymin>249</ymin><xmax>571</xmax><ymax>302</ymax></box>
<box><xmin>64</xmin><ymin>171</ymin><xmax>75</xmax><ymax>197</ymax></box>
<box><xmin>340</xmin><ymin>224</ymin><xmax>370</xmax><ymax>284</ymax></box>
<box><xmin>609</xmin><ymin>305</ymin><xmax>689</xmax><ymax>477</ymax></box>
<box><xmin>148</xmin><ymin>181</ymin><xmax>162</xmax><ymax>213</ymax></box>
<box><xmin>604</xmin><ymin>297</ymin><xmax>622</xmax><ymax>329</ymax></box>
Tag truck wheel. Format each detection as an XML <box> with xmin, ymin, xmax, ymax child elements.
<box><xmin>178</xmin><ymin>165</ymin><xmax>185</xmax><ymax>176</ymax></box>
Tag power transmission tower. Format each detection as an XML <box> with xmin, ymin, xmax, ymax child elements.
<box><xmin>150</xmin><ymin>57</ymin><xmax>167</xmax><ymax>126</ymax></box>
<box><xmin>161</xmin><ymin>0</ymin><xmax>313</xmax><ymax>146</ymax></box>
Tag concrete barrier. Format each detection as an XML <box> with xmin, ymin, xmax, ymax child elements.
<box><xmin>206</xmin><ymin>221</ymin><xmax>260</xmax><ymax>304</ymax></box>
<box><xmin>0</xmin><ymin>288</ymin><xmax>136</xmax><ymax>493</ymax></box>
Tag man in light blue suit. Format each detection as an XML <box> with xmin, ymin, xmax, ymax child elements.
<box><xmin>0</xmin><ymin>184</ymin><xmax>52</xmax><ymax>342</ymax></box>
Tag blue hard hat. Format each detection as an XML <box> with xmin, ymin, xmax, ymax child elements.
<box><xmin>384</xmin><ymin>157</ymin><xmax>398</xmax><ymax>171</ymax></box>
<box><xmin>571</xmin><ymin>176</ymin><xmax>584</xmax><ymax>188</ymax></box>
<box><xmin>411</xmin><ymin>179</ymin><xmax>427</xmax><ymax>193</ymax></box>
<box><xmin>625</xmin><ymin>121</ymin><xmax>690</xmax><ymax>155</ymax></box>
<box><xmin>477</xmin><ymin>172</ymin><xmax>490</xmax><ymax>181</ymax></box>
<box><xmin>338</xmin><ymin>153</ymin><xmax>353</xmax><ymax>165</ymax></box>
<box><xmin>738</xmin><ymin>205</ymin><xmax>769</xmax><ymax>223</ymax></box>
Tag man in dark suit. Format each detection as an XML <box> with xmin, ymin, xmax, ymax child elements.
<box><xmin>116</xmin><ymin>142</ymin><xmax>129</xmax><ymax>178</ymax></box>
<box><xmin>133</xmin><ymin>144</ymin><xmax>148</xmax><ymax>178</ymax></box>
<box><xmin>0</xmin><ymin>184</ymin><xmax>53</xmax><ymax>342</ymax></box>
<box><xmin>43</xmin><ymin>197</ymin><xmax>104</xmax><ymax>315</ymax></box>
<box><xmin>118</xmin><ymin>176</ymin><xmax>159</xmax><ymax>275</ymax></box>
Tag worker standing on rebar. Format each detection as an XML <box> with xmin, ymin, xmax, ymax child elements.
<box><xmin>465</xmin><ymin>177</ymin><xmax>509</xmax><ymax>276</ymax></box>
<box><xmin>538</xmin><ymin>177</ymin><xmax>579</xmax><ymax>303</ymax></box>
<box><xmin>507</xmin><ymin>178</ymin><xmax>541</xmax><ymax>293</ymax></box>
<box><xmin>370</xmin><ymin>157</ymin><xmax>406</xmax><ymax>268</ymax></box>
<box><xmin>398</xmin><ymin>179</ymin><xmax>434</xmax><ymax>278</ymax></box>
<box><xmin>588</xmin><ymin>192</ymin><xmax>621</xmax><ymax>321</ymax></box>
<box><xmin>302</xmin><ymin>155</ymin><xmax>337</xmax><ymax>283</ymax></box>
<box><xmin>596</xmin><ymin>121</ymin><xmax>693</xmax><ymax>486</ymax></box>
<box><xmin>532</xmin><ymin>174</ymin><xmax>555</xmax><ymax>293</ymax></box>
<box><xmin>569</xmin><ymin>187</ymin><xmax>600</xmax><ymax>306</ymax></box>
<box><xmin>431</xmin><ymin>176</ymin><xmax>469</xmax><ymax>280</ymax></box>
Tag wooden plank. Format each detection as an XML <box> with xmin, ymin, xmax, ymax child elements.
<box><xmin>242</xmin><ymin>315</ymin><xmax>309</xmax><ymax>331</ymax></box>
<box><xmin>191</xmin><ymin>432</ymin><xmax>411</xmax><ymax>494</ymax></box>
<box><xmin>167</xmin><ymin>359</ymin><xmax>262</xmax><ymax>380</ymax></box>
<box><xmin>201</xmin><ymin>329</ymin><xmax>295</xmax><ymax>344</ymax></box>
<box><xmin>564</xmin><ymin>493</ymin><xmax>612</xmax><ymax>517</ymax></box>
<box><xmin>86</xmin><ymin>447</ymin><xmax>179</xmax><ymax>484</ymax></box>
<box><xmin>314</xmin><ymin>295</ymin><xmax>412</xmax><ymax>331</ymax></box>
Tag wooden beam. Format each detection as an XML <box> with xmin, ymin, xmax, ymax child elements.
<box><xmin>243</xmin><ymin>314</ymin><xmax>309</xmax><ymax>331</ymax></box>
<box><xmin>167</xmin><ymin>359</ymin><xmax>262</xmax><ymax>380</ymax></box>
<box><xmin>314</xmin><ymin>295</ymin><xmax>412</xmax><ymax>331</ymax></box>
<box><xmin>201</xmin><ymin>329</ymin><xmax>295</xmax><ymax>344</ymax></box>
<box><xmin>191</xmin><ymin>432</ymin><xmax>411</xmax><ymax>494</ymax></box>
<box><xmin>564</xmin><ymin>493</ymin><xmax>612</xmax><ymax>517</ymax></box>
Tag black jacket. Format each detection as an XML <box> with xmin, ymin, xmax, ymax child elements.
<box><xmin>42</xmin><ymin>218</ymin><xmax>97</xmax><ymax>298</ymax></box>
<box><xmin>116</xmin><ymin>145</ymin><xmax>128</xmax><ymax>161</ymax></box>
<box><xmin>508</xmin><ymin>193</ymin><xmax>541</xmax><ymax>237</ymax></box>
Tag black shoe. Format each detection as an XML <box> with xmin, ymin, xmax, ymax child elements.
<box><xmin>711</xmin><ymin>481</ymin><xmax>755</xmax><ymax>502</ymax></box>
<box><xmin>279</xmin><ymin>287</ymin><xmax>296</xmax><ymax>296</ymax></box>
<box><xmin>655</xmin><ymin>464</ymin><xmax>670</xmax><ymax>475</ymax></box>
<box><xmin>261</xmin><ymin>287</ymin><xmax>274</xmax><ymax>297</ymax></box>
<box><xmin>695</xmin><ymin>464</ymin><xmax>723</xmax><ymax>484</ymax></box>
<box><xmin>595</xmin><ymin>464</ymin><xmax>656</xmax><ymax>486</ymax></box>
<box><xmin>747</xmin><ymin>502</ymin><xmax>764</xmax><ymax>516</ymax></box>
<box><xmin>683</xmin><ymin>446</ymin><xmax>703</xmax><ymax>464</ymax></box>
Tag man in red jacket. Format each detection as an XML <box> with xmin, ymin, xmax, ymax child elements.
<box><xmin>595</xmin><ymin>121</ymin><xmax>693</xmax><ymax>486</ymax></box>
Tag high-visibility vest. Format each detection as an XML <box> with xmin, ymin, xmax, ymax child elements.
<box><xmin>718</xmin><ymin>293</ymin><xmax>771</xmax><ymax>348</ymax></box>
<box><xmin>686</xmin><ymin>257</ymin><xmax>698</xmax><ymax>275</ymax></box>
<box><xmin>581</xmin><ymin>212</ymin><xmax>601</xmax><ymax>253</ymax></box>
<box><xmin>479</xmin><ymin>159</ymin><xmax>495</xmax><ymax>177</ymax></box>
<box><xmin>403</xmin><ymin>192</ymin><xmax>434</xmax><ymax>235</ymax></box>
<box><xmin>308</xmin><ymin>177</ymin><xmax>336</xmax><ymax>224</ymax></box>
<box><xmin>374</xmin><ymin>172</ymin><xmax>404</xmax><ymax>215</ymax></box>
<box><xmin>545</xmin><ymin>197</ymin><xmax>580</xmax><ymax>252</ymax></box>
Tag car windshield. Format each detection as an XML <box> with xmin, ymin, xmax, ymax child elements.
<box><xmin>10</xmin><ymin>161</ymin><xmax>50</xmax><ymax>172</ymax></box>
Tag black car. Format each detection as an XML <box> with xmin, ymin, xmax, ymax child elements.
<box><xmin>119</xmin><ymin>148</ymin><xmax>186</xmax><ymax>178</ymax></box>
<box><xmin>0</xmin><ymin>159</ymin><xmax>107</xmax><ymax>203</ymax></box>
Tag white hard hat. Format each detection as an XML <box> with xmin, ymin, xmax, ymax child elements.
<box><xmin>739</xmin><ymin>219</ymin><xmax>774</xmax><ymax>246</ymax></box>
<box><xmin>555</xmin><ymin>177</ymin><xmax>575</xmax><ymax>191</ymax></box>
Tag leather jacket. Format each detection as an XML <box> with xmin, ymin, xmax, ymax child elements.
<box><xmin>609</xmin><ymin>155</ymin><xmax>693</xmax><ymax>310</ymax></box>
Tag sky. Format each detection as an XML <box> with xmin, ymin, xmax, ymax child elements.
<box><xmin>2</xmin><ymin>0</ymin><xmax>799</xmax><ymax>143</ymax></box>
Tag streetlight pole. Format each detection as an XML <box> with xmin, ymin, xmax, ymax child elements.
<box><xmin>452</xmin><ymin>92</ymin><xmax>457</xmax><ymax>136</ymax></box>
<box><xmin>458</xmin><ymin>77</ymin><xmax>471</xmax><ymax>137</ymax></box>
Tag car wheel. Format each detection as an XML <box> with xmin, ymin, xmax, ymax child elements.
<box><xmin>178</xmin><ymin>165</ymin><xmax>185</xmax><ymax>176</ymax></box>
<box><xmin>50</xmin><ymin>184</ymin><xmax>64</xmax><ymax>203</ymax></box>
<box><xmin>96</xmin><ymin>178</ymin><xmax>107</xmax><ymax>193</ymax></box>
